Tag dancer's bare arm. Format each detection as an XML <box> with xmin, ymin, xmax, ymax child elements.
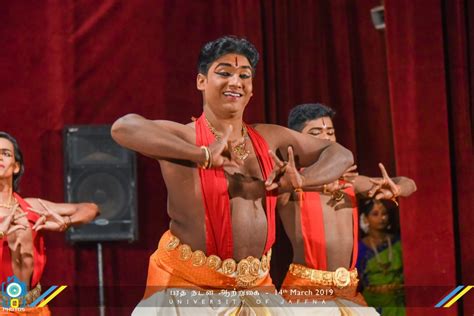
<box><xmin>257</xmin><ymin>124</ymin><xmax>354</xmax><ymax>189</ymax></box>
<box><xmin>111</xmin><ymin>114</ymin><xmax>202</xmax><ymax>161</ymax></box>
<box><xmin>354</xmin><ymin>163</ymin><xmax>417</xmax><ymax>198</ymax></box>
<box><xmin>112</xmin><ymin>114</ymin><xmax>236</xmax><ymax>167</ymax></box>
<box><xmin>25</xmin><ymin>198</ymin><xmax>99</xmax><ymax>231</ymax></box>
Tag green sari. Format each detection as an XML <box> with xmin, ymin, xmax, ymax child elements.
<box><xmin>357</xmin><ymin>236</ymin><xmax>405</xmax><ymax>316</ymax></box>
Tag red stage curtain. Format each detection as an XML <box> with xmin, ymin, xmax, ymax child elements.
<box><xmin>444</xmin><ymin>0</ymin><xmax>474</xmax><ymax>315</ymax></box>
<box><xmin>1</xmin><ymin>1</ymin><xmax>472</xmax><ymax>315</ymax></box>
<box><xmin>261</xmin><ymin>0</ymin><xmax>397</xmax><ymax>287</ymax></box>
<box><xmin>261</xmin><ymin>0</ymin><xmax>395</xmax><ymax>170</ymax></box>
<box><xmin>385</xmin><ymin>0</ymin><xmax>473</xmax><ymax>315</ymax></box>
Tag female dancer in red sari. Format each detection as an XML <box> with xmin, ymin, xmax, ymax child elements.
<box><xmin>0</xmin><ymin>132</ymin><xmax>99</xmax><ymax>315</ymax></box>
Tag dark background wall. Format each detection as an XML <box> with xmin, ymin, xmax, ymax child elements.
<box><xmin>0</xmin><ymin>1</ymin><xmax>472</xmax><ymax>315</ymax></box>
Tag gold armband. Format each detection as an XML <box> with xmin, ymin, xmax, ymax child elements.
<box><xmin>198</xmin><ymin>146</ymin><xmax>212</xmax><ymax>169</ymax></box>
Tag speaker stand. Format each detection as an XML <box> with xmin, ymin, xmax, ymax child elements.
<box><xmin>97</xmin><ymin>243</ymin><xmax>105</xmax><ymax>316</ymax></box>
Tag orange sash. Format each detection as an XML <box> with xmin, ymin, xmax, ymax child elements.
<box><xmin>143</xmin><ymin>231</ymin><xmax>275</xmax><ymax>299</ymax></box>
<box><xmin>283</xmin><ymin>187</ymin><xmax>365</xmax><ymax>306</ymax></box>
<box><xmin>195</xmin><ymin>114</ymin><xmax>276</xmax><ymax>259</ymax></box>
<box><xmin>300</xmin><ymin>187</ymin><xmax>359</xmax><ymax>270</ymax></box>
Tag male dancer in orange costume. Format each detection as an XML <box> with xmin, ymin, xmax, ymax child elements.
<box><xmin>112</xmin><ymin>37</ymin><xmax>354</xmax><ymax>315</ymax></box>
<box><xmin>278</xmin><ymin>103</ymin><xmax>416</xmax><ymax>315</ymax></box>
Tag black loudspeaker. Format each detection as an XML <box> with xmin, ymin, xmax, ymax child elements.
<box><xmin>63</xmin><ymin>125</ymin><xmax>138</xmax><ymax>242</ymax></box>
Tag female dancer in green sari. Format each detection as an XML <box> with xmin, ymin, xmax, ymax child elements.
<box><xmin>357</xmin><ymin>199</ymin><xmax>405</xmax><ymax>316</ymax></box>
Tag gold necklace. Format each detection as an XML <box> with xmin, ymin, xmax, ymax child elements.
<box><xmin>205</xmin><ymin>117</ymin><xmax>250</xmax><ymax>161</ymax></box>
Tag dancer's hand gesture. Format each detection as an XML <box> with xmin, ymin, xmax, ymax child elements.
<box><xmin>265</xmin><ymin>146</ymin><xmax>304</xmax><ymax>192</ymax></box>
<box><xmin>368</xmin><ymin>163</ymin><xmax>401</xmax><ymax>200</ymax></box>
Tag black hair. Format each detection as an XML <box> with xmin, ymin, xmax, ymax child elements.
<box><xmin>359</xmin><ymin>198</ymin><xmax>400</xmax><ymax>234</ymax></box>
<box><xmin>197</xmin><ymin>35</ymin><xmax>259</xmax><ymax>75</ymax></box>
<box><xmin>0</xmin><ymin>132</ymin><xmax>24</xmax><ymax>192</ymax></box>
<box><xmin>359</xmin><ymin>198</ymin><xmax>396</xmax><ymax>216</ymax></box>
<box><xmin>287</xmin><ymin>103</ymin><xmax>336</xmax><ymax>132</ymax></box>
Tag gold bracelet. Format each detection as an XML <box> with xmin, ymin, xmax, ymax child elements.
<box><xmin>198</xmin><ymin>146</ymin><xmax>210</xmax><ymax>169</ymax></box>
<box><xmin>0</xmin><ymin>231</ymin><xmax>5</xmax><ymax>239</ymax></box>
<box><xmin>206</xmin><ymin>146</ymin><xmax>213</xmax><ymax>169</ymax></box>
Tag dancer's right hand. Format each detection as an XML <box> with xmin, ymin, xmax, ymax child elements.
<box><xmin>0</xmin><ymin>205</ymin><xmax>28</xmax><ymax>237</ymax></box>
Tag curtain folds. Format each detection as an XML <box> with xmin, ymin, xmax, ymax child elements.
<box><xmin>0</xmin><ymin>1</ymin><xmax>471</xmax><ymax>315</ymax></box>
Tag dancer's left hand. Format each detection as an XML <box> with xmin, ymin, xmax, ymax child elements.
<box><xmin>265</xmin><ymin>146</ymin><xmax>304</xmax><ymax>192</ymax></box>
<box><xmin>367</xmin><ymin>163</ymin><xmax>401</xmax><ymax>200</ymax></box>
<box><xmin>30</xmin><ymin>199</ymin><xmax>68</xmax><ymax>232</ymax></box>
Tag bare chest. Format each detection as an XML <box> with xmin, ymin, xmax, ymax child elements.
<box><xmin>162</xmin><ymin>154</ymin><xmax>270</xmax><ymax>259</ymax></box>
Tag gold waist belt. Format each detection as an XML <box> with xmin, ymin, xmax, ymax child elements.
<box><xmin>0</xmin><ymin>283</ymin><xmax>41</xmax><ymax>305</ymax></box>
<box><xmin>365</xmin><ymin>283</ymin><xmax>404</xmax><ymax>294</ymax></box>
<box><xmin>289</xmin><ymin>263</ymin><xmax>358</xmax><ymax>289</ymax></box>
<box><xmin>166</xmin><ymin>234</ymin><xmax>272</xmax><ymax>287</ymax></box>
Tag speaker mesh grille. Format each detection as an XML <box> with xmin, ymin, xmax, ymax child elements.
<box><xmin>64</xmin><ymin>125</ymin><xmax>137</xmax><ymax>242</ymax></box>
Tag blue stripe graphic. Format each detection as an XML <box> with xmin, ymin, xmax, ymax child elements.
<box><xmin>29</xmin><ymin>285</ymin><xmax>57</xmax><ymax>307</ymax></box>
<box><xmin>435</xmin><ymin>286</ymin><xmax>464</xmax><ymax>308</ymax></box>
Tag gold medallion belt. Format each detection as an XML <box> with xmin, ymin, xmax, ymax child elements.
<box><xmin>166</xmin><ymin>234</ymin><xmax>272</xmax><ymax>288</ymax></box>
<box><xmin>289</xmin><ymin>263</ymin><xmax>359</xmax><ymax>289</ymax></box>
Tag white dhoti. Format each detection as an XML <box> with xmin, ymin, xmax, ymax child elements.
<box><xmin>133</xmin><ymin>288</ymin><xmax>293</xmax><ymax>316</ymax></box>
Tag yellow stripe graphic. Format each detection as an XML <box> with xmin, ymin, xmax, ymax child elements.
<box><xmin>444</xmin><ymin>285</ymin><xmax>473</xmax><ymax>308</ymax></box>
<box><xmin>37</xmin><ymin>285</ymin><xmax>67</xmax><ymax>307</ymax></box>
